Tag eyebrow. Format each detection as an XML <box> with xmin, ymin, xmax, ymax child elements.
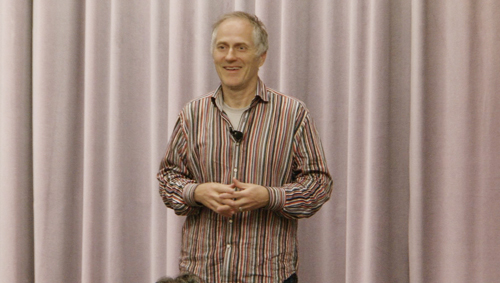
<box><xmin>216</xmin><ymin>42</ymin><xmax>251</xmax><ymax>48</ymax></box>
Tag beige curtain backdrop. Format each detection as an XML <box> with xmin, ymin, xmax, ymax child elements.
<box><xmin>1</xmin><ymin>0</ymin><xmax>499</xmax><ymax>282</ymax></box>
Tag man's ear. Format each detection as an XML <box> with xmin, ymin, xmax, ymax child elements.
<box><xmin>258</xmin><ymin>52</ymin><xmax>267</xmax><ymax>67</ymax></box>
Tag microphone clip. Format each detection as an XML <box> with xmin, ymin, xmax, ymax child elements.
<box><xmin>229</xmin><ymin>127</ymin><xmax>243</xmax><ymax>142</ymax></box>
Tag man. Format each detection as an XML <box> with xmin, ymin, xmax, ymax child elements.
<box><xmin>158</xmin><ymin>11</ymin><xmax>332</xmax><ymax>283</ymax></box>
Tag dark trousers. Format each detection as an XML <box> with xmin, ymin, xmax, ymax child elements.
<box><xmin>283</xmin><ymin>273</ymin><xmax>298</xmax><ymax>283</ymax></box>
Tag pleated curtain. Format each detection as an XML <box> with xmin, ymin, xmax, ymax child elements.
<box><xmin>1</xmin><ymin>0</ymin><xmax>499</xmax><ymax>282</ymax></box>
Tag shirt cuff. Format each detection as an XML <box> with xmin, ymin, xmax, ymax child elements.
<box><xmin>182</xmin><ymin>184</ymin><xmax>201</xmax><ymax>207</ymax></box>
<box><xmin>265</xmin><ymin>187</ymin><xmax>286</xmax><ymax>211</ymax></box>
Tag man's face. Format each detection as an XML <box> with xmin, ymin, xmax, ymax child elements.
<box><xmin>212</xmin><ymin>18</ymin><xmax>266</xmax><ymax>93</ymax></box>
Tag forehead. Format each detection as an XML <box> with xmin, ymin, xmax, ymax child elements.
<box><xmin>215</xmin><ymin>18</ymin><xmax>255</xmax><ymax>45</ymax></box>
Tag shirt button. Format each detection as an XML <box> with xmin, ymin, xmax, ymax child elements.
<box><xmin>226</xmin><ymin>244</ymin><xmax>231</xmax><ymax>249</ymax></box>
<box><xmin>229</xmin><ymin>219</ymin><xmax>233</xmax><ymax>223</ymax></box>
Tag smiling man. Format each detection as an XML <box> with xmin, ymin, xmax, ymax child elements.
<box><xmin>158</xmin><ymin>11</ymin><xmax>332</xmax><ymax>283</ymax></box>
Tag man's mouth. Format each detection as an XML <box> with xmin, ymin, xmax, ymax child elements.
<box><xmin>224</xmin><ymin>66</ymin><xmax>241</xmax><ymax>71</ymax></box>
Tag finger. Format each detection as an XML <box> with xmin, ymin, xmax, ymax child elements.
<box><xmin>232</xmin><ymin>178</ymin><xmax>248</xmax><ymax>190</ymax></box>
<box><xmin>227</xmin><ymin>196</ymin><xmax>247</xmax><ymax>209</ymax></box>
<box><xmin>206</xmin><ymin>200</ymin><xmax>224</xmax><ymax>213</ymax></box>
<box><xmin>217</xmin><ymin>205</ymin><xmax>236</xmax><ymax>217</ymax></box>
<box><xmin>216</xmin><ymin>186</ymin><xmax>237</xmax><ymax>194</ymax></box>
<box><xmin>220</xmin><ymin>197</ymin><xmax>236</xmax><ymax>207</ymax></box>
<box><xmin>229</xmin><ymin>189</ymin><xmax>250</xmax><ymax>201</ymax></box>
<box><xmin>219</xmin><ymin>192</ymin><xmax>236</xmax><ymax>199</ymax></box>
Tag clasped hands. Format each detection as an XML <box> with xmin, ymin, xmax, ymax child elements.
<box><xmin>194</xmin><ymin>178</ymin><xmax>270</xmax><ymax>217</ymax></box>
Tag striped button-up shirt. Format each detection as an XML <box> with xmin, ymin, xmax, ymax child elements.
<box><xmin>158</xmin><ymin>79</ymin><xmax>332</xmax><ymax>283</ymax></box>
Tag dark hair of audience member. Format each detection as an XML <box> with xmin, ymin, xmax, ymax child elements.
<box><xmin>156</xmin><ymin>273</ymin><xmax>202</xmax><ymax>283</ymax></box>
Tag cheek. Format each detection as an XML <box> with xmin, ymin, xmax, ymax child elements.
<box><xmin>213</xmin><ymin>54</ymin><xmax>223</xmax><ymax>64</ymax></box>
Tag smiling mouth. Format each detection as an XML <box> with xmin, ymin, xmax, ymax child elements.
<box><xmin>224</xmin><ymin>67</ymin><xmax>241</xmax><ymax>71</ymax></box>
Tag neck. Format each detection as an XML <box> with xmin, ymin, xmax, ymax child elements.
<box><xmin>222</xmin><ymin>84</ymin><xmax>257</xmax><ymax>109</ymax></box>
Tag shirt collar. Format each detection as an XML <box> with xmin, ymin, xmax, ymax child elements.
<box><xmin>211</xmin><ymin>78</ymin><xmax>269</xmax><ymax>108</ymax></box>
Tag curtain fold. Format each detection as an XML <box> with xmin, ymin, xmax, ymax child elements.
<box><xmin>345</xmin><ymin>0</ymin><xmax>411</xmax><ymax>281</ymax></box>
<box><xmin>31</xmin><ymin>1</ymin><xmax>85</xmax><ymax>281</ymax></box>
<box><xmin>1</xmin><ymin>0</ymin><xmax>499</xmax><ymax>282</ymax></box>
<box><xmin>0</xmin><ymin>1</ymin><xmax>34</xmax><ymax>282</ymax></box>
<box><xmin>409</xmin><ymin>1</ymin><xmax>500</xmax><ymax>282</ymax></box>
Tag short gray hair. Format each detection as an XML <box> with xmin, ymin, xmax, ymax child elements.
<box><xmin>211</xmin><ymin>11</ymin><xmax>269</xmax><ymax>56</ymax></box>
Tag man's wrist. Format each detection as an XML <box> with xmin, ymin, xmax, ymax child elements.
<box><xmin>183</xmin><ymin>184</ymin><xmax>202</xmax><ymax>207</ymax></box>
<box><xmin>263</xmin><ymin>186</ymin><xmax>285</xmax><ymax>211</ymax></box>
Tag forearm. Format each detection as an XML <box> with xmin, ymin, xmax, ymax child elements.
<box><xmin>157</xmin><ymin>116</ymin><xmax>198</xmax><ymax>215</ymax></box>
<box><xmin>158</xmin><ymin>168</ymin><xmax>201</xmax><ymax>216</ymax></box>
<box><xmin>266</xmin><ymin>172</ymin><xmax>332</xmax><ymax>219</ymax></box>
<box><xmin>157</xmin><ymin>116</ymin><xmax>202</xmax><ymax>216</ymax></box>
<box><xmin>266</xmin><ymin>111</ymin><xmax>333</xmax><ymax>219</ymax></box>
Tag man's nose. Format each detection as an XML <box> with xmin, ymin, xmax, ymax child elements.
<box><xmin>225</xmin><ymin>48</ymin><xmax>236</xmax><ymax>60</ymax></box>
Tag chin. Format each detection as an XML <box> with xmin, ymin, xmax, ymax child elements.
<box><xmin>222</xmin><ymin>81</ymin><xmax>243</xmax><ymax>89</ymax></box>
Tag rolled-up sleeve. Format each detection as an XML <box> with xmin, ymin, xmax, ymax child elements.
<box><xmin>157</xmin><ymin>116</ymin><xmax>201</xmax><ymax>216</ymax></box>
<box><xmin>266</xmin><ymin>112</ymin><xmax>333</xmax><ymax>219</ymax></box>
